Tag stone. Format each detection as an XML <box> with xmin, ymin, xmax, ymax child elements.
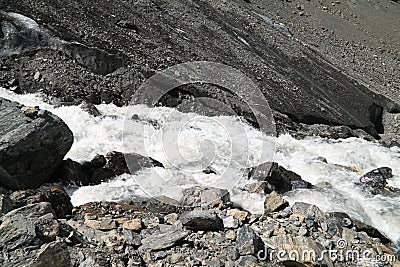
<box><xmin>122</xmin><ymin>218</ymin><xmax>142</xmax><ymax>232</ymax></box>
<box><xmin>54</xmin><ymin>159</ymin><xmax>90</xmax><ymax>186</ymax></box>
<box><xmin>248</xmin><ymin>162</ymin><xmax>312</xmax><ymax>193</ymax></box>
<box><xmin>226</xmin><ymin>209</ymin><xmax>248</xmax><ymax>222</ymax></box>
<box><xmin>0</xmin><ymin>194</ymin><xmax>13</xmax><ymax>216</ymax></box>
<box><xmin>226</xmin><ymin>230</ymin><xmax>237</xmax><ymax>240</ymax></box>
<box><xmin>170</xmin><ymin>253</ymin><xmax>184</xmax><ymax>264</ymax></box>
<box><xmin>108</xmin><ymin>151</ymin><xmax>163</xmax><ymax>176</ymax></box>
<box><xmin>55</xmin><ymin>151</ymin><xmax>163</xmax><ymax>186</ymax></box>
<box><xmin>223</xmin><ymin>216</ymin><xmax>239</xmax><ymax>229</ymax></box>
<box><xmin>0</xmin><ymin>202</ymin><xmax>56</xmax><ymax>251</ymax></box>
<box><xmin>181</xmin><ymin>186</ymin><xmax>230</xmax><ymax>208</ymax></box>
<box><xmin>139</xmin><ymin>227</ymin><xmax>189</xmax><ymax>251</ymax></box>
<box><xmin>85</xmin><ymin>218</ymin><xmax>117</xmax><ymax>231</ymax></box>
<box><xmin>236</xmin><ymin>226</ymin><xmax>264</xmax><ymax>256</ymax></box>
<box><xmin>264</xmin><ymin>192</ymin><xmax>289</xmax><ymax>214</ymax></box>
<box><xmin>0</xmin><ymin>98</ymin><xmax>73</xmax><ymax>190</ymax></box>
<box><xmin>0</xmin><ymin>213</ymin><xmax>36</xmax><ymax>251</ymax></box>
<box><xmin>9</xmin><ymin>186</ymin><xmax>73</xmax><ymax>219</ymax></box>
<box><xmin>179</xmin><ymin>210</ymin><xmax>224</xmax><ymax>231</ymax></box>
<box><xmin>80</xmin><ymin>100</ymin><xmax>101</xmax><ymax>117</ymax></box>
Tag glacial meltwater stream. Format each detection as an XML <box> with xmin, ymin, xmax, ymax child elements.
<box><xmin>1</xmin><ymin>88</ymin><xmax>399</xmax><ymax>247</ymax></box>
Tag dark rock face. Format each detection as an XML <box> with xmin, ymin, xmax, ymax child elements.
<box><xmin>248</xmin><ymin>162</ymin><xmax>312</xmax><ymax>193</ymax></box>
<box><xmin>0</xmin><ymin>98</ymin><xmax>73</xmax><ymax>190</ymax></box>
<box><xmin>179</xmin><ymin>210</ymin><xmax>224</xmax><ymax>231</ymax></box>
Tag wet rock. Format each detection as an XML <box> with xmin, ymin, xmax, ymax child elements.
<box><xmin>139</xmin><ymin>227</ymin><xmax>189</xmax><ymax>251</ymax></box>
<box><xmin>9</xmin><ymin>186</ymin><xmax>73</xmax><ymax>219</ymax></box>
<box><xmin>54</xmin><ymin>159</ymin><xmax>90</xmax><ymax>186</ymax></box>
<box><xmin>352</xmin><ymin>219</ymin><xmax>390</xmax><ymax>244</ymax></box>
<box><xmin>117</xmin><ymin>151</ymin><xmax>164</xmax><ymax>175</ymax></box>
<box><xmin>236</xmin><ymin>225</ymin><xmax>264</xmax><ymax>256</ymax></box>
<box><xmin>248</xmin><ymin>162</ymin><xmax>312</xmax><ymax>193</ymax></box>
<box><xmin>264</xmin><ymin>191</ymin><xmax>289</xmax><ymax>214</ymax></box>
<box><xmin>181</xmin><ymin>186</ymin><xmax>230</xmax><ymax>208</ymax></box>
<box><xmin>0</xmin><ymin>98</ymin><xmax>73</xmax><ymax>190</ymax></box>
<box><xmin>55</xmin><ymin>151</ymin><xmax>163</xmax><ymax>186</ymax></box>
<box><xmin>80</xmin><ymin>100</ymin><xmax>101</xmax><ymax>117</ymax></box>
<box><xmin>179</xmin><ymin>210</ymin><xmax>224</xmax><ymax>231</ymax></box>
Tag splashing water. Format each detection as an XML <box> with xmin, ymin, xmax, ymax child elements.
<box><xmin>1</xmin><ymin>88</ymin><xmax>399</xmax><ymax>245</ymax></box>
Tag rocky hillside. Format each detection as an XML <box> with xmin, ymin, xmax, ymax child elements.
<box><xmin>1</xmin><ymin>0</ymin><xmax>399</xmax><ymax>138</ymax></box>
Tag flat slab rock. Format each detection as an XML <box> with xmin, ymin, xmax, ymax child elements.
<box><xmin>139</xmin><ymin>227</ymin><xmax>189</xmax><ymax>252</ymax></box>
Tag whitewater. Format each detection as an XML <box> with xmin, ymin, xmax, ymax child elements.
<box><xmin>1</xmin><ymin>87</ymin><xmax>399</xmax><ymax>246</ymax></box>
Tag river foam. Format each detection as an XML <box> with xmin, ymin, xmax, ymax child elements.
<box><xmin>1</xmin><ymin>88</ymin><xmax>399</xmax><ymax>244</ymax></box>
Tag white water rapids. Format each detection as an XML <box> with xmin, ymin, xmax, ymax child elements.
<box><xmin>1</xmin><ymin>88</ymin><xmax>399</xmax><ymax>246</ymax></box>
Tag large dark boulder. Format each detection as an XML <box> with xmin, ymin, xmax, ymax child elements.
<box><xmin>0</xmin><ymin>98</ymin><xmax>73</xmax><ymax>190</ymax></box>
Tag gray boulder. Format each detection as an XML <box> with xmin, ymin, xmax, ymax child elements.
<box><xmin>0</xmin><ymin>98</ymin><xmax>73</xmax><ymax>190</ymax></box>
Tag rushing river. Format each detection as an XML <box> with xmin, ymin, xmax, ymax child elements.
<box><xmin>1</xmin><ymin>88</ymin><xmax>399</xmax><ymax>246</ymax></box>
